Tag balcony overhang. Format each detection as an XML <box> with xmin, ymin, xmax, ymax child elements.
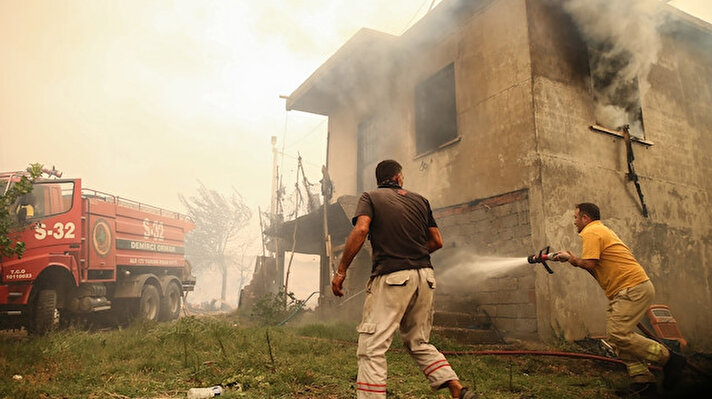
<box><xmin>266</xmin><ymin>195</ymin><xmax>359</xmax><ymax>255</ymax></box>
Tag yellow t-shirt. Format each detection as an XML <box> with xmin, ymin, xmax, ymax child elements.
<box><xmin>19</xmin><ymin>204</ymin><xmax>34</xmax><ymax>218</ymax></box>
<box><xmin>579</xmin><ymin>220</ymin><xmax>649</xmax><ymax>299</ymax></box>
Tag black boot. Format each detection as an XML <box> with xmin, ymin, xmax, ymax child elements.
<box><xmin>631</xmin><ymin>382</ymin><xmax>658</xmax><ymax>397</ymax></box>
<box><xmin>459</xmin><ymin>387</ymin><xmax>479</xmax><ymax>399</ymax></box>
<box><xmin>616</xmin><ymin>382</ymin><xmax>657</xmax><ymax>398</ymax></box>
<box><xmin>662</xmin><ymin>351</ymin><xmax>687</xmax><ymax>389</ymax></box>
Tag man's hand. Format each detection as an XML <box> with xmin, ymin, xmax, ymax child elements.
<box><xmin>553</xmin><ymin>251</ymin><xmax>572</xmax><ymax>262</ymax></box>
<box><xmin>331</xmin><ymin>272</ymin><xmax>345</xmax><ymax>297</ymax></box>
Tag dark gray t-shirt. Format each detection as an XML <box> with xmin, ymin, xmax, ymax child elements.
<box><xmin>352</xmin><ymin>186</ymin><xmax>437</xmax><ymax>276</ymax></box>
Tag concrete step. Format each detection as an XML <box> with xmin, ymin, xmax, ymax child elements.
<box><xmin>432</xmin><ymin>326</ymin><xmax>503</xmax><ymax>344</ymax></box>
<box><xmin>434</xmin><ymin>311</ymin><xmax>491</xmax><ymax>329</ymax></box>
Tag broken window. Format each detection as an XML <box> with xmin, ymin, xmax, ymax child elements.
<box><xmin>588</xmin><ymin>43</ymin><xmax>645</xmax><ymax>139</ymax></box>
<box><xmin>414</xmin><ymin>63</ymin><xmax>458</xmax><ymax>155</ymax></box>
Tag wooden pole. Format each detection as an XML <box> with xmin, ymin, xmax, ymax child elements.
<box><xmin>258</xmin><ymin>206</ymin><xmax>266</xmax><ymax>257</ymax></box>
<box><xmin>283</xmin><ymin>156</ymin><xmax>302</xmax><ymax>301</ymax></box>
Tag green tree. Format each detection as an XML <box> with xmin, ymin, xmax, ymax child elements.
<box><xmin>0</xmin><ymin>163</ymin><xmax>43</xmax><ymax>259</ymax></box>
<box><xmin>179</xmin><ymin>181</ymin><xmax>252</xmax><ymax>302</ymax></box>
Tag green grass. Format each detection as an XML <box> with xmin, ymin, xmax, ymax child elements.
<box><xmin>0</xmin><ymin>316</ymin><xmax>668</xmax><ymax>398</ymax></box>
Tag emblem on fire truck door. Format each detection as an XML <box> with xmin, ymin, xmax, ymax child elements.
<box><xmin>92</xmin><ymin>219</ymin><xmax>112</xmax><ymax>257</ymax></box>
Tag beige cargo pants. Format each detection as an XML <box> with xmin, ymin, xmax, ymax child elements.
<box><xmin>607</xmin><ymin>280</ymin><xmax>670</xmax><ymax>383</ymax></box>
<box><xmin>356</xmin><ymin>268</ymin><xmax>458</xmax><ymax>398</ymax></box>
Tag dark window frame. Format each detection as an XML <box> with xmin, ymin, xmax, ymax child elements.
<box><xmin>414</xmin><ymin>63</ymin><xmax>459</xmax><ymax>156</ymax></box>
<box><xmin>17</xmin><ymin>181</ymin><xmax>75</xmax><ymax>222</ymax></box>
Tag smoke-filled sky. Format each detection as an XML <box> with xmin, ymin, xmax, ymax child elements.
<box><xmin>1</xmin><ymin>0</ymin><xmax>708</xmax><ymax>214</ymax></box>
<box><xmin>1</xmin><ymin>0</ymin><xmax>709</xmax><ymax>208</ymax></box>
<box><xmin>0</xmin><ymin>0</ymin><xmax>710</xmax><ymax>304</ymax></box>
<box><xmin>0</xmin><ymin>0</ymin><xmax>454</xmax><ymax>214</ymax></box>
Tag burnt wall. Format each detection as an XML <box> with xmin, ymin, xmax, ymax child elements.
<box><xmin>527</xmin><ymin>0</ymin><xmax>712</xmax><ymax>350</ymax></box>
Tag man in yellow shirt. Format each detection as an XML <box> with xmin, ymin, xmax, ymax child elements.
<box><xmin>16</xmin><ymin>193</ymin><xmax>36</xmax><ymax>222</ymax></box>
<box><xmin>554</xmin><ymin>203</ymin><xmax>686</xmax><ymax>394</ymax></box>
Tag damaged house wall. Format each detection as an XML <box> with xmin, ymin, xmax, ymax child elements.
<box><xmin>289</xmin><ymin>0</ymin><xmax>542</xmax><ymax>338</ymax></box>
<box><xmin>527</xmin><ymin>0</ymin><xmax>712</xmax><ymax>350</ymax></box>
<box><xmin>287</xmin><ymin>0</ymin><xmax>712</xmax><ymax>349</ymax></box>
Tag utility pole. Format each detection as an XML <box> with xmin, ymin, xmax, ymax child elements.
<box><xmin>269</xmin><ymin>136</ymin><xmax>285</xmax><ymax>296</ymax></box>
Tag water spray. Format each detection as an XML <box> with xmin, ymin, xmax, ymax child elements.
<box><xmin>527</xmin><ymin>246</ymin><xmax>556</xmax><ymax>274</ymax></box>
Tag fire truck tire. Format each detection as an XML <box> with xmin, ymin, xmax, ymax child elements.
<box><xmin>159</xmin><ymin>282</ymin><xmax>182</xmax><ymax>321</ymax></box>
<box><xmin>137</xmin><ymin>284</ymin><xmax>161</xmax><ymax>322</ymax></box>
<box><xmin>29</xmin><ymin>289</ymin><xmax>58</xmax><ymax>335</ymax></box>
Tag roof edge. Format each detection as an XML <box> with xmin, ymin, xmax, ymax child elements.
<box><xmin>286</xmin><ymin>28</ymin><xmax>398</xmax><ymax>114</ymax></box>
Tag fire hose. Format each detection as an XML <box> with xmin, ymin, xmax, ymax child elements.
<box><xmin>277</xmin><ymin>291</ymin><xmax>320</xmax><ymax>326</ymax></box>
<box><xmin>296</xmin><ymin>334</ymin><xmax>657</xmax><ymax>371</ymax></box>
<box><xmin>440</xmin><ymin>349</ymin><xmax>659</xmax><ymax>371</ymax></box>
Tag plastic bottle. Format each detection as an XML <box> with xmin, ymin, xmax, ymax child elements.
<box><xmin>186</xmin><ymin>385</ymin><xmax>224</xmax><ymax>398</ymax></box>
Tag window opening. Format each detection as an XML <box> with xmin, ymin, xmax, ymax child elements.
<box><xmin>415</xmin><ymin>63</ymin><xmax>458</xmax><ymax>155</ymax></box>
<box><xmin>588</xmin><ymin>43</ymin><xmax>645</xmax><ymax>139</ymax></box>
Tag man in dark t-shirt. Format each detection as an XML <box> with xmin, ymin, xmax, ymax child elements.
<box><xmin>354</xmin><ymin>180</ymin><xmax>436</xmax><ymax>276</ymax></box>
<box><xmin>331</xmin><ymin>160</ymin><xmax>477</xmax><ymax>399</ymax></box>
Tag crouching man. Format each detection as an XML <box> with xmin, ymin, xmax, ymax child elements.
<box><xmin>553</xmin><ymin>203</ymin><xmax>686</xmax><ymax>395</ymax></box>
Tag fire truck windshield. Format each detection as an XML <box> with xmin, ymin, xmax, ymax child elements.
<box><xmin>16</xmin><ymin>181</ymin><xmax>75</xmax><ymax>222</ymax></box>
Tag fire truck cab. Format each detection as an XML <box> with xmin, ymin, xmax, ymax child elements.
<box><xmin>0</xmin><ymin>171</ymin><xmax>195</xmax><ymax>333</ymax></box>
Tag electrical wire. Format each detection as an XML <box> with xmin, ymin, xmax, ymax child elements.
<box><xmin>284</xmin><ymin>118</ymin><xmax>327</xmax><ymax>150</ymax></box>
<box><xmin>428</xmin><ymin>0</ymin><xmax>437</xmax><ymax>12</ymax></box>
<box><xmin>277</xmin><ymin>150</ymin><xmax>322</xmax><ymax>169</ymax></box>
<box><xmin>402</xmin><ymin>0</ymin><xmax>430</xmax><ymax>34</ymax></box>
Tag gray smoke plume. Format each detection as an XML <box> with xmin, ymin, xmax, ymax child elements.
<box><xmin>562</xmin><ymin>0</ymin><xmax>665</xmax><ymax>137</ymax></box>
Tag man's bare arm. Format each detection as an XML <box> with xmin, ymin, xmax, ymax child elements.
<box><xmin>569</xmin><ymin>255</ymin><xmax>598</xmax><ymax>271</ymax></box>
<box><xmin>331</xmin><ymin>215</ymin><xmax>371</xmax><ymax>296</ymax></box>
<box><xmin>427</xmin><ymin>227</ymin><xmax>443</xmax><ymax>253</ymax></box>
<box><xmin>338</xmin><ymin>215</ymin><xmax>371</xmax><ymax>273</ymax></box>
<box><xmin>553</xmin><ymin>251</ymin><xmax>598</xmax><ymax>278</ymax></box>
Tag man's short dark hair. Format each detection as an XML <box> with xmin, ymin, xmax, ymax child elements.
<box><xmin>375</xmin><ymin>160</ymin><xmax>402</xmax><ymax>184</ymax></box>
<box><xmin>576</xmin><ymin>202</ymin><xmax>600</xmax><ymax>220</ymax></box>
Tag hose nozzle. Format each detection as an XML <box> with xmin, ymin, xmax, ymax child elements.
<box><xmin>527</xmin><ymin>246</ymin><xmax>555</xmax><ymax>274</ymax></box>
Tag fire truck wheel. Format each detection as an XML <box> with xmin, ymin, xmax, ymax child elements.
<box><xmin>159</xmin><ymin>282</ymin><xmax>182</xmax><ymax>321</ymax></box>
<box><xmin>138</xmin><ymin>284</ymin><xmax>161</xmax><ymax>322</ymax></box>
<box><xmin>29</xmin><ymin>289</ymin><xmax>59</xmax><ymax>335</ymax></box>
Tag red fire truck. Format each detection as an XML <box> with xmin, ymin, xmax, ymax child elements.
<box><xmin>0</xmin><ymin>171</ymin><xmax>196</xmax><ymax>333</ymax></box>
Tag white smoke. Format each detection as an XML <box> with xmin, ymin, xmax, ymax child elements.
<box><xmin>562</xmin><ymin>0</ymin><xmax>665</xmax><ymax>137</ymax></box>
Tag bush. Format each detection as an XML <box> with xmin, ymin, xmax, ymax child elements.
<box><xmin>250</xmin><ymin>289</ymin><xmax>305</xmax><ymax>326</ymax></box>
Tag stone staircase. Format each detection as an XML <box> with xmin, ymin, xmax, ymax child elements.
<box><xmin>432</xmin><ymin>310</ymin><xmax>504</xmax><ymax>344</ymax></box>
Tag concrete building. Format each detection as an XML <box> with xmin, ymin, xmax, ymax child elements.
<box><xmin>284</xmin><ymin>0</ymin><xmax>712</xmax><ymax>350</ymax></box>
